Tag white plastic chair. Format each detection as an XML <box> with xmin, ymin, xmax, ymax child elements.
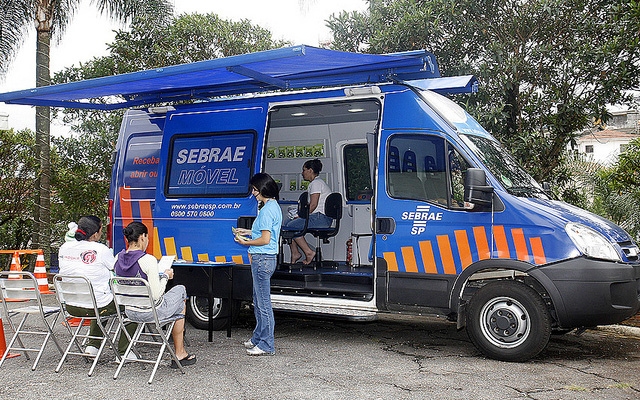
<box><xmin>0</xmin><ymin>271</ymin><xmax>65</xmax><ymax>370</ymax></box>
<box><xmin>53</xmin><ymin>274</ymin><xmax>121</xmax><ymax>376</ymax></box>
<box><xmin>110</xmin><ymin>277</ymin><xmax>185</xmax><ymax>384</ymax></box>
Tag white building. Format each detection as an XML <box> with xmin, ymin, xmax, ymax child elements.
<box><xmin>572</xmin><ymin>109</ymin><xmax>640</xmax><ymax>166</ymax></box>
<box><xmin>0</xmin><ymin>111</ymin><xmax>8</xmax><ymax>130</ymax></box>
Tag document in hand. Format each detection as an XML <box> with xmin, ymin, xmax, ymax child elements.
<box><xmin>158</xmin><ymin>255</ymin><xmax>176</xmax><ymax>270</ymax></box>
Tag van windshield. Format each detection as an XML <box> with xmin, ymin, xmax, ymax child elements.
<box><xmin>460</xmin><ymin>134</ymin><xmax>549</xmax><ymax>199</ymax></box>
<box><xmin>418</xmin><ymin>89</ymin><xmax>549</xmax><ymax>199</ymax></box>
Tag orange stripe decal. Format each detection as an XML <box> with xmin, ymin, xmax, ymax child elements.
<box><xmin>152</xmin><ymin>227</ymin><xmax>162</xmax><ymax>258</ymax></box>
<box><xmin>473</xmin><ymin>226</ymin><xmax>491</xmax><ymax>260</ymax></box>
<box><xmin>119</xmin><ymin>187</ymin><xmax>133</xmax><ymax>227</ymax></box>
<box><xmin>164</xmin><ymin>237</ymin><xmax>177</xmax><ymax>257</ymax></box>
<box><xmin>198</xmin><ymin>253</ymin><xmax>210</xmax><ymax>262</ymax></box>
<box><xmin>529</xmin><ymin>237</ymin><xmax>546</xmax><ymax>264</ymax></box>
<box><xmin>511</xmin><ymin>228</ymin><xmax>529</xmax><ymax>261</ymax></box>
<box><xmin>493</xmin><ymin>225</ymin><xmax>510</xmax><ymax>258</ymax></box>
<box><xmin>418</xmin><ymin>240</ymin><xmax>437</xmax><ymax>274</ymax></box>
<box><xmin>455</xmin><ymin>230</ymin><xmax>473</xmax><ymax>269</ymax></box>
<box><xmin>232</xmin><ymin>255</ymin><xmax>244</xmax><ymax>264</ymax></box>
<box><xmin>383</xmin><ymin>252</ymin><xmax>399</xmax><ymax>272</ymax></box>
<box><xmin>436</xmin><ymin>235</ymin><xmax>457</xmax><ymax>275</ymax></box>
<box><xmin>180</xmin><ymin>247</ymin><xmax>193</xmax><ymax>262</ymax></box>
<box><xmin>215</xmin><ymin>255</ymin><xmax>227</xmax><ymax>263</ymax></box>
<box><xmin>139</xmin><ymin>200</ymin><xmax>155</xmax><ymax>256</ymax></box>
<box><xmin>401</xmin><ymin>246</ymin><xmax>419</xmax><ymax>273</ymax></box>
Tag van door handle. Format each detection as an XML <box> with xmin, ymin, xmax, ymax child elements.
<box><xmin>376</xmin><ymin>217</ymin><xmax>395</xmax><ymax>234</ymax></box>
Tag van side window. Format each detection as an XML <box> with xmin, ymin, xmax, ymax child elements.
<box><xmin>387</xmin><ymin>135</ymin><xmax>470</xmax><ymax>208</ymax></box>
<box><xmin>344</xmin><ymin>144</ymin><xmax>372</xmax><ymax>201</ymax></box>
<box><xmin>123</xmin><ymin>135</ymin><xmax>162</xmax><ymax>192</ymax></box>
<box><xmin>448</xmin><ymin>147</ymin><xmax>470</xmax><ymax>208</ymax></box>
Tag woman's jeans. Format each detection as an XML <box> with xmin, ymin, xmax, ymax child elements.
<box><xmin>250</xmin><ymin>253</ymin><xmax>277</xmax><ymax>353</ymax></box>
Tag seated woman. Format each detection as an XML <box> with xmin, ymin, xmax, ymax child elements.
<box><xmin>58</xmin><ymin>215</ymin><xmax>137</xmax><ymax>358</ymax></box>
<box><xmin>283</xmin><ymin>159</ymin><xmax>332</xmax><ymax>264</ymax></box>
<box><xmin>113</xmin><ymin>221</ymin><xmax>196</xmax><ymax>368</ymax></box>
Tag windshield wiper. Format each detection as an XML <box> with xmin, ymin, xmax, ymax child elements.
<box><xmin>506</xmin><ymin>186</ymin><xmax>550</xmax><ymax>199</ymax></box>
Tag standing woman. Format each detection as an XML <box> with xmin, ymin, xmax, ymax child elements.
<box><xmin>235</xmin><ymin>173</ymin><xmax>283</xmax><ymax>356</ymax></box>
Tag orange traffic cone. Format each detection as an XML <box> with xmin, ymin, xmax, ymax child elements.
<box><xmin>8</xmin><ymin>251</ymin><xmax>21</xmax><ymax>278</ymax></box>
<box><xmin>34</xmin><ymin>250</ymin><xmax>52</xmax><ymax>294</ymax></box>
<box><xmin>63</xmin><ymin>317</ymin><xmax>91</xmax><ymax>327</ymax></box>
<box><xmin>5</xmin><ymin>252</ymin><xmax>26</xmax><ymax>302</ymax></box>
<box><xmin>0</xmin><ymin>316</ymin><xmax>20</xmax><ymax>359</ymax></box>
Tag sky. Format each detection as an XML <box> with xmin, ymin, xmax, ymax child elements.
<box><xmin>0</xmin><ymin>0</ymin><xmax>368</xmax><ymax>134</ymax></box>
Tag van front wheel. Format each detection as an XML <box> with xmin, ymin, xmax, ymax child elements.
<box><xmin>466</xmin><ymin>280</ymin><xmax>551</xmax><ymax>362</ymax></box>
<box><xmin>186</xmin><ymin>296</ymin><xmax>239</xmax><ymax>331</ymax></box>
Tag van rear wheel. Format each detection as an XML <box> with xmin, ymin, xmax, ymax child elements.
<box><xmin>466</xmin><ymin>280</ymin><xmax>551</xmax><ymax>362</ymax></box>
<box><xmin>186</xmin><ymin>296</ymin><xmax>239</xmax><ymax>331</ymax></box>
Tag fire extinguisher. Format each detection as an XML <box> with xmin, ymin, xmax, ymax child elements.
<box><xmin>346</xmin><ymin>238</ymin><xmax>353</xmax><ymax>266</ymax></box>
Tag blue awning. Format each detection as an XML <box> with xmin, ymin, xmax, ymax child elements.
<box><xmin>0</xmin><ymin>45</ymin><xmax>473</xmax><ymax>110</ymax></box>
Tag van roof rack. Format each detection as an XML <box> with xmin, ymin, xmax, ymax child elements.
<box><xmin>0</xmin><ymin>45</ymin><xmax>473</xmax><ymax>110</ymax></box>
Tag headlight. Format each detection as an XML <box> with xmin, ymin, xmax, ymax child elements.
<box><xmin>565</xmin><ymin>222</ymin><xmax>621</xmax><ymax>262</ymax></box>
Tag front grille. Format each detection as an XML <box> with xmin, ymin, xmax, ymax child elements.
<box><xmin>619</xmin><ymin>241</ymin><xmax>639</xmax><ymax>262</ymax></box>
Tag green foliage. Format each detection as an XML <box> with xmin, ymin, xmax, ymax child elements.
<box><xmin>328</xmin><ymin>0</ymin><xmax>640</xmax><ymax>184</ymax></box>
<box><xmin>88</xmin><ymin>13</ymin><xmax>289</xmax><ymax>75</ymax></box>
<box><xmin>0</xmin><ymin>128</ymin><xmax>37</xmax><ymax>250</ymax></box>
<box><xmin>590</xmin><ymin>139</ymin><xmax>640</xmax><ymax>239</ymax></box>
<box><xmin>50</xmin><ymin>124</ymin><xmax>120</xmax><ymax>248</ymax></box>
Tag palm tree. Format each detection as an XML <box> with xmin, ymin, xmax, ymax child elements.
<box><xmin>0</xmin><ymin>0</ymin><xmax>173</xmax><ymax>259</ymax></box>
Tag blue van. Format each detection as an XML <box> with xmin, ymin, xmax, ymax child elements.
<box><xmin>1</xmin><ymin>46</ymin><xmax>638</xmax><ymax>361</ymax></box>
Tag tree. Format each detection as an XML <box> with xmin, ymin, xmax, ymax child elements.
<box><xmin>50</xmin><ymin>116</ymin><xmax>121</xmax><ymax>248</ymax></box>
<box><xmin>0</xmin><ymin>128</ymin><xmax>37</xmax><ymax>262</ymax></box>
<box><xmin>106</xmin><ymin>13</ymin><xmax>289</xmax><ymax>73</ymax></box>
<box><xmin>0</xmin><ymin>0</ymin><xmax>173</xmax><ymax>260</ymax></box>
<box><xmin>327</xmin><ymin>0</ymin><xmax>640</xmax><ymax>192</ymax></box>
<box><xmin>52</xmin><ymin>13</ymin><xmax>289</xmax><ymax>134</ymax></box>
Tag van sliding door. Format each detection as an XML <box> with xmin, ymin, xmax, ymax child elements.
<box><xmin>153</xmin><ymin>105</ymin><xmax>266</xmax><ymax>264</ymax></box>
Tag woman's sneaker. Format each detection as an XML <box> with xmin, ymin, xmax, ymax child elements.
<box><xmin>246</xmin><ymin>346</ymin><xmax>274</xmax><ymax>356</ymax></box>
<box><xmin>243</xmin><ymin>340</ymin><xmax>255</xmax><ymax>349</ymax></box>
<box><xmin>84</xmin><ymin>345</ymin><xmax>99</xmax><ymax>356</ymax></box>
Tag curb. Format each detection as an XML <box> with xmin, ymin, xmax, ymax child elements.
<box><xmin>594</xmin><ymin>324</ymin><xmax>640</xmax><ymax>338</ymax></box>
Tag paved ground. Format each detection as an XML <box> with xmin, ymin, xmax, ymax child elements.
<box><xmin>1</xmin><ymin>301</ymin><xmax>639</xmax><ymax>400</ymax></box>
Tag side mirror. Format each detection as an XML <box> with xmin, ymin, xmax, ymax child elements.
<box><xmin>464</xmin><ymin>168</ymin><xmax>494</xmax><ymax>210</ymax></box>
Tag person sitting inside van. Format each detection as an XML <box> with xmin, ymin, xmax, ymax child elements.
<box><xmin>283</xmin><ymin>159</ymin><xmax>332</xmax><ymax>264</ymax></box>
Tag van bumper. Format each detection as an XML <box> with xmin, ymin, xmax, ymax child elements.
<box><xmin>534</xmin><ymin>257</ymin><xmax>640</xmax><ymax>328</ymax></box>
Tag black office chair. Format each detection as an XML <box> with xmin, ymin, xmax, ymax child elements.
<box><xmin>280</xmin><ymin>192</ymin><xmax>310</xmax><ymax>265</ymax></box>
<box><xmin>307</xmin><ymin>192</ymin><xmax>343</xmax><ymax>269</ymax></box>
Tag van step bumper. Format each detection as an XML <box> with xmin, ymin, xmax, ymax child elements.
<box><xmin>271</xmin><ymin>300</ymin><xmax>377</xmax><ymax>320</ymax></box>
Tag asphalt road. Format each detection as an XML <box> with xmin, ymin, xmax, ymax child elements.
<box><xmin>1</xmin><ymin>305</ymin><xmax>639</xmax><ymax>400</ymax></box>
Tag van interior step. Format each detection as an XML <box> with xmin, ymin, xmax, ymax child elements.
<box><xmin>271</xmin><ymin>263</ymin><xmax>374</xmax><ymax>301</ymax></box>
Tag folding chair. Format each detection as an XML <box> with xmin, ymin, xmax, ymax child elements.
<box><xmin>110</xmin><ymin>277</ymin><xmax>185</xmax><ymax>384</ymax></box>
<box><xmin>0</xmin><ymin>271</ymin><xmax>65</xmax><ymax>370</ymax></box>
<box><xmin>53</xmin><ymin>274</ymin><xmax>121</xmax><ymax>376</ymax></box>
